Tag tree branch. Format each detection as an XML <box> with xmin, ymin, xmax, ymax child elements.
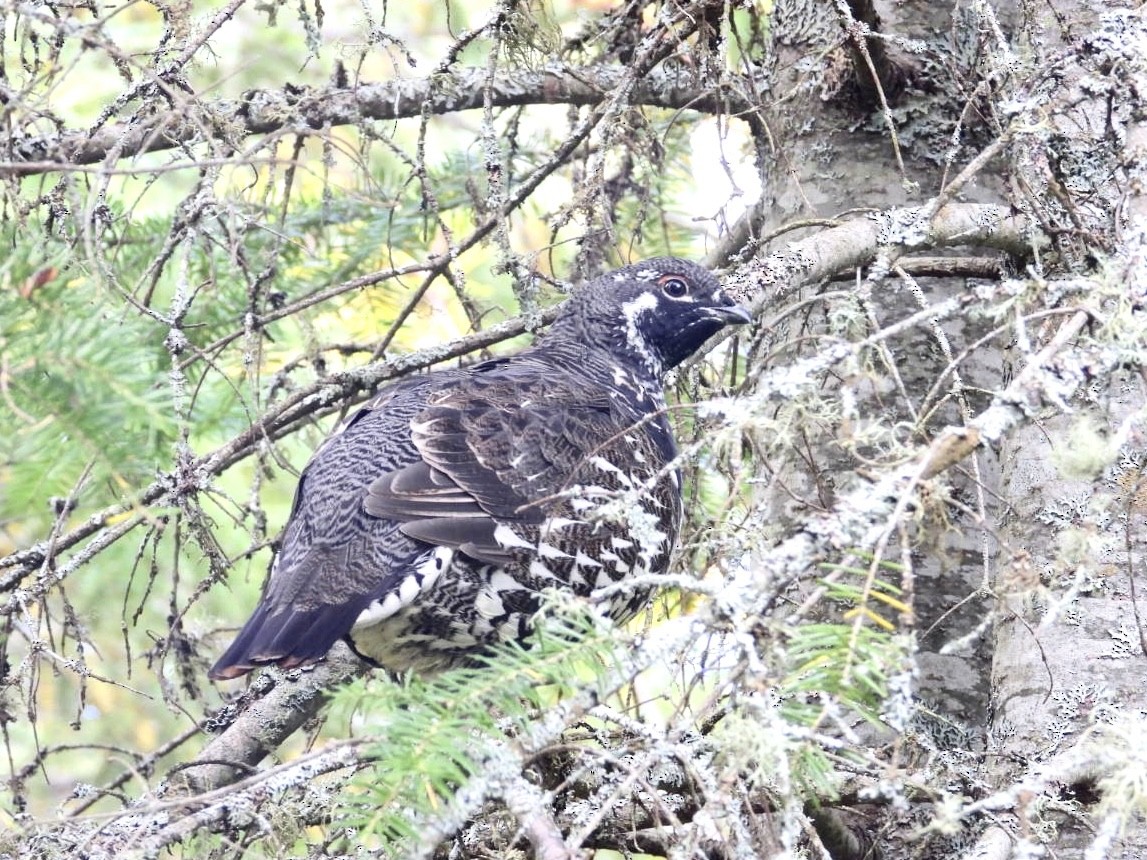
<box><xmin>165</xmin><ymin>642</ymin><xmax>367</xmax><ymax>796</ymax></box>
<box><xmin>1</xmin><ymin>66</ymin><xmax>761</xmax><ymax>177</ymax></box>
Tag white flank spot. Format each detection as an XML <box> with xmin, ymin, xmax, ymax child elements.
<box><xmin>574</xmin><ymin>550</ymin><xmax>602</xmax><ymax>568</ymax></box>
<box><xmin>529</xmin><ymin>560</ymin><xmax>559</xmax><ymax>582</ymax></box>
<box><xmin>589</xmin><ymin>457</ymin><xmax>634</xmax><ymax>488</ymax></box>
<box><xmin>474</xmin><ymin>587</ymin><xmax>505</xmax><ymax>620</ymax></box>
<box><xmin>494</xmin><ymin>523</ymin><xmax>535</xmax><ymax>550</ymax></box>
<box><xmin>489</xmin><ymin>570</ymin><xmax>519</xmax><ymax>592</ymax></box>
<box><xmin>611</xmin><ymin>536</ymin><xmax>634</xmax><ymax>550</ymax></box>
<box><xmin>354</xmin><ymin>592</ymin><xmax>403</xmax><ymax>626</ymax></box>
<box><xmin>545</xmin><ymin>516</ymin><xmax>582</xmax><ymax>531</ymax></box>
<box><xmin>425</xmin><ymin>547</ymin><xmax>452</xmax><ymax>582</ymax></box>
<box><xmin>589</xmin><ymin>456</ymin><xmax>620</xmax><ymax>475</ymax></box>
<box><xmin>397</xmin><ymin>574</ymin><xmax>420</xmax><ymax>604</ymax></box>
<box><xmin>496</xmin><ymin>621</ymin><xmax>520</xmax><ymax>642</ymax></box>
<box><xmin>537</xmin><ymin>541</ymin><xmax>572</xmax><ymax>559</ymax></box>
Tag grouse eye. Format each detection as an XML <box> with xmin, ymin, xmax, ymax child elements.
<box><xmin>660</xmin><ymin>276</ymin><xmax>689</xmax><ymax>298</ymax></box>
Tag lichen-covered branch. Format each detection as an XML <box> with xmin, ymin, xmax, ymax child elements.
<box><xmin>1</xmin><ymin>65</ymin><xmax>761</xmax><ymax>177</ymax></box>
<box><xmin>166</xmin><ymin>642</ymin><xmax>367</xmax><ymax>796</ymax></box>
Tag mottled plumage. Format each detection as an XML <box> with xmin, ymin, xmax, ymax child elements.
<box><xmin>210</xmin><ymin>258</ymin><xmax>750</xmax><ymax>679</ymax></box>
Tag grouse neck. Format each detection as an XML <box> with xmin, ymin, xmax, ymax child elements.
<box><xmin>542</xmin><ymin>307</ymin><xmax>665</xmax><ymax>381</ymax></box>
<box><xmin>533</xmin><ymin>334</ymin><xmax>665</xmax><ymax>399</ymax></box>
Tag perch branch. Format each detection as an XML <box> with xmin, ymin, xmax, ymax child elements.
<box><xmin>165</xmin><ymin>642</ymin><xmax>367</xmax><ymax>796</ymax></box>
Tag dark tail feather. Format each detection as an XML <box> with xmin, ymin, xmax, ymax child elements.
<box><xmin>209</xmin><ymin>599</ymin><xmax>370</xmax><ymax>680</ymax></box>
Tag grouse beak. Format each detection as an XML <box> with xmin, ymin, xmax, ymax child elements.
<box><xmin>710</xmin><ymin>302</ymin><xmax>753</xmax><ymax>326</ymax></box>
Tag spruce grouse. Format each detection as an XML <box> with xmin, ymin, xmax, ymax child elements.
<box><xmin>210</xmin><ymin>258</ymin><xmax>751</xmax><ymax>679</ymax></box>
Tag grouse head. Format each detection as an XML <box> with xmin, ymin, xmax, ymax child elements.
<box><xmin>544</xmin><ymin>257</ymin><xmax>752</xmax><ymax>379</ymax></box>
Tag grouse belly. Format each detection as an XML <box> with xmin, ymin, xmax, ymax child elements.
<box><xmin>345</xmin><ymin>517</ymin><xmax>669</xmax><ymax>673</ymax></box>
<box><xmin>347</xmin><ymin>552</ymin><xmax>536</xmax><ymax>673</ymax></box>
